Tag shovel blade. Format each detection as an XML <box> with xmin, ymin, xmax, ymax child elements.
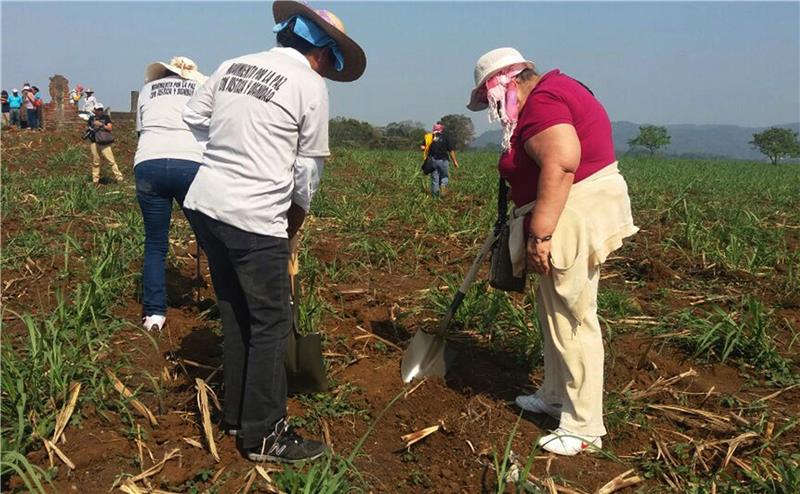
<box><xmin>401</xmin><ymin>330</ymin><xmax>449</xmax><ymax>383</ymax></box>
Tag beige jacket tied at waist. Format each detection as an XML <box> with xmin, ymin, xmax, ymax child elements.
<box><xmin>509</xmin><ymin>162</ymin><xmax>638</xmax><ymax>323</ymax></box>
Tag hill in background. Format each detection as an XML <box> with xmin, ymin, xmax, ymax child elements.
<box><xmin>471</xmin><ymin>122</ymin><xmax>800</xmax><ymax>160</ymax></box>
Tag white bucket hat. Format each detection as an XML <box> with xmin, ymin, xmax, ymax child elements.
<box><xmin>145</xmin><ymin>56</ymin><xmax>206</xmax><ymax>84</ymax></box>
<box><xmin>467</xmin><ymin>47</ymin><xmax>535</xmax><ymax>111</ymax></box>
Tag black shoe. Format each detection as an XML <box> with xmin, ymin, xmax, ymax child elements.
<box><xmin>244</xmin><ymin>419</ymin><xmax>327</xmax><ymax>463</ymax></box>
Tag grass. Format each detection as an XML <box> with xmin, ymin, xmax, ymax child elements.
<box><xmin>47</xmin><ymin>146</ymin><xmax>85</xmax><ymax>168</ymax></box>
<box><xmin>673</xmin><ymin>296</ymin><xmax>795</xmax><ymax>385</ymax></box>
<box><xmin>426</xmin><ymin>277</ymin><xmax>543</xmax><ymax>366</ymax></box>
<box><xmin>0</xmin><ymin>227</ymin><xmax>138</xmax><ymax>487</ymax></box>
<box><xmin>0</xmin><ymin>147</ymin><xmax>144</xmax><ymax>490</ymax></box>
<box><xmin>294</xmin><ymin>383</ymin><xmax>370</xmax><ymax>433</ymax></box>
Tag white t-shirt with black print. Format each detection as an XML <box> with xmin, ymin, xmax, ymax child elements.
<box><xmin>82</xmin><ymin>95</ymin><xmax>97</xmax><ymax>113</ymax></box>
<box><xmin>182</xmin><ymin>47</ymin><xmax>329</xmax><ymax>238</ymax></box>
<box><xmin>134</xmin><ymin>75</ymin><xmax>206</xmax><ymax>166</ymax></box>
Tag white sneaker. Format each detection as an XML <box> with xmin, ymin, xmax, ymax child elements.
<box><xmin>142</xmin><ymin>315</ymin><xmax>166</xmax><ymax>332</ymax></box>
<box><xmin>538</xmin><ymin>428</ymin><xmax>602</xmax><ymax>456</ymax></box>
<box><xmin>515</xmin><ymin>394</ymin><xmax>561</xmax><ymax>418</ymax></box>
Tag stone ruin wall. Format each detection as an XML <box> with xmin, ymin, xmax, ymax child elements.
<box><xmin>40</xmin><ymin>74</ymin><xmax>137</xmax><ymax>129</ymax></box>
<box><xmin>42</xmin><ymin>74</ymin><xmax>84</xmax><ymax>131</ymax></box>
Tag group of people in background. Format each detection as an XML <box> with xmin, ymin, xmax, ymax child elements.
<box><xmin>1</xmin><ymin>84</ymin><xmax>43</xmax><ymax>129</ymax></box>
<box><xmin>0</xmin><ymin>83</ymin><xmax>99</xmax><ymax>130</ymax></box>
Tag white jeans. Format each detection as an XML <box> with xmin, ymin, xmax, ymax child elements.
<box><xmin>536</xmin><ymin>265</ymin><xmax>606</xmax><ymax>436</ymax></box>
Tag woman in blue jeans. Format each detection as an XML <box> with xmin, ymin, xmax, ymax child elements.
<box><xmin>426</xmin><ymin>123</ymin><xmax>460</xmax><ymax>197</ymax></box>
<box><xmin>134</xmin><ymin>57</ymin><xmax>207</xmax><ymax>331</ymax></box>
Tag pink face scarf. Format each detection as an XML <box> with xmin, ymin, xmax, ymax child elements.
<box><xmin>479</xmin><ymin>63</ymin><xmax>528</xmax><ymax>150</ymax></box>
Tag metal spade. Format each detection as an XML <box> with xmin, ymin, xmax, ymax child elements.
<box><xmin>400</xmin><ymin>228</ymin><xmax>499</xmax><ymax>383</ymax></box>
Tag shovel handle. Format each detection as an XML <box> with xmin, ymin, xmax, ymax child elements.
<box><xmin>438</xmin><ymin>229</ymin><xmax>499</xmax><ymax>333</ymax></box>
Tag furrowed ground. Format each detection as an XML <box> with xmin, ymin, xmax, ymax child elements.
<box><xmin>1</xmin><ymin>122</ymin><xmax>798</xmax><ymax>493</ymax></box>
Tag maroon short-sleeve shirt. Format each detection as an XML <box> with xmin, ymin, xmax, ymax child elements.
<box><xmin>498</xmin><ymin>69</ymin><xmax>616</xmax><ymax>207</ymax></box>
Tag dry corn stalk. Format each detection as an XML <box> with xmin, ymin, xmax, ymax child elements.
<box><xmin>403</xmin><ymin>377</ymin><xmax>428</xmax><ymax>398</ymax></box>
<box><xmin>400</xmin><ymin>424</ymin><xmax>440</xmax><ymax>448</ymax></box>
<box><xmin>128</xmin><ymin>448</ymin><xmax>180</xmax><ymax>483</ymax></box>
<box><xmin>46</xmin><ymin>382</ymin><xmax>82</xmax><ymax>467</ymax></box>
<box><xmin>595</xmin><ymin>469</ymin><xmax>643</xmax><ymax>494</ymax></box>
<box><xmin>119</xmin><ymin>482</ymin><xmax>181</xmax><ymax>494</ymax></box>
<box><xmin>210</xmin><ymin>466</ymin><xmax>227</xmax><ymax>485</ymax></box>
<box><xmin>43</xmin><ymin>438</ymin><xmax>75</xmax><ymax>470</ymax></box>
<box><xmin>321</xmin><ymin>419</ymin><xmax>332</xmax><ymax>448</ymax></box>
<box><xmin>182</xmin><ymin>437</ymin><xmax>203</xmax><ymax>449</ymax></box>
<box><xmin>242</xmin><ymin>468</ymin><xmax>257</xmax><ymax>494</ymax></box>
<box><xmin>135</xmin><ymin>425</ymin><xmax>144</xmax><ymax>469</ymax></box>
<box><xmin>722</xmin><ymin>432</ymin><xmax>759</xmax><ymax>469</ymax></box>
<box><xmin>195</xmin><ymin>378</ymin><xmax>220</xmax><ymax>462</ymax></box>
<box><xmin>255</xmin><ymin>465</ymin><xmax>287</xmax><ymax>494</ymax></box>
<box><xmin>107</xmin><ymin>370</ymin><xmax>159</xmax><ymax>427</ymax></box>
<box><xmin>118</xmin><ymin>480</ymin><xmax>145</xmax><ymax>494</ymax></box>
<box><xmin>629</xmin><ymin>369</ymin><xmax>697</xmax><ymax>400</ymax></box>
<box><xmin>52</xmin><ymin>382</ymin><xmax>81</xmax><ymax>444</ymax></box>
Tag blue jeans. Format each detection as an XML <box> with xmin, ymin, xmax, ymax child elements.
<box><xmin>10</xmin><ymin>109</ymin><xmax>20</xmax><ymax>126</ymax></box>
<box><xmin>430</xmin><ymin>158</ymin><xmax>449</xmax><ymax>196</ymax></box>
<box><xmin>26</xmin><ymin>109</ymin><xmax>38</xmax><ymax>129</ymax></box>
<box><xmin>135</xmin><ymin>158</ymin><xmax>201</xmax><ymax>316</ymax></box>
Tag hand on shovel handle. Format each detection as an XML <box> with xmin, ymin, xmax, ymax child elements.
<box><xmin>288</xmin><ymin>231</ymin><xmax>301</xmax><ymax>292</ymax></box>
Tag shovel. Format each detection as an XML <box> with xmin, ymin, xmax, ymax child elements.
<box><xmin>400</xmin><ymin>228</ymin><xmax>499</xmax><ymax>383</ymax></box>
<box><xmin>285</xmin><ymin>242</ymin><xmax>328</xmax><ymax>395</ymax></box>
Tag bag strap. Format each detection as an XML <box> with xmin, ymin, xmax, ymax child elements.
<box><xmin>494</xmin><ymin>177</ymin><xmax>509</xmax><ymax>236</ymax></box>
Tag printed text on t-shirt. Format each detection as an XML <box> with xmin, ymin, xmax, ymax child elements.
<box><xmin>219</xmin><ymin>63</ymin><xmax>288</xmax><ymax>104</ymax></box>
<box><xmin>150</xmin><ymin>80</ymin><xmax>197</xmax><ymax>98</ymax></box>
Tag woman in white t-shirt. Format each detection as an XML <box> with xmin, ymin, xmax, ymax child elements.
<box><xmin>79</xmin><ymin>89</ymin><xmax>97</xmax><ymax>120</ymax></box>
<box><xmin>134</xmin><ymin>56</ymin><xmax>207</xmax><ymax>332</ymax></box>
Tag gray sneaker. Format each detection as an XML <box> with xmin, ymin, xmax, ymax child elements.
<box><xmin>244</xmin><ymin>418</ymin><xmax>327</xmax><ymax>463</ymax></box>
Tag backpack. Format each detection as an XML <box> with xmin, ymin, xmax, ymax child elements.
<box><xmin>421</xmin><ymin>133</ymin><xmax>435</xmax><ymax>175</ymax></box>
<box><xmin>428</xmin><ymin>132</ymin><xmax>449</xmax><ymax>158</ymax></box>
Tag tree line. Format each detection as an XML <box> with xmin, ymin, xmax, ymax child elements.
<box><xmin>628</xmin><ymin>124</ymin><xmax>800</xmax><ymax>165</ymax></box>
<box><xmin>329</xmin><ymin>114</ymin><xmax>475</xmax><ymax>151</ymax></box>
<box><xmin>330</xmin><ymin>115</ymin><xmax>799</xmax><ymax>165</ymax></box>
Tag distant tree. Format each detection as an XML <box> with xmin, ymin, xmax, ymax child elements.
<box><xmin>749</xmin><ymin>127</ymin><xmax>800</xmax><ymax>165</ymax></box>
<box><xmin>628</xmin><ymin>125</ymin><xmax>671</xmax><ymax>156</ymax></box>
<box><xmin>439</xmin><ymin>114</ymin><xmax>475</xmax><ymax>150</ymax></box>
<box><xmin>383</xmin><ymin>120</ymin><xmax>426</xmax><ymax>150</ymax></box>
<box><xmin>329</xmin><ymin>117</ymin><xmax>381</xmax><ymax>148</ymax></box>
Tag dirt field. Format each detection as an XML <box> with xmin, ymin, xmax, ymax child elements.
<box><xmin>1</xmin><ymin>122</ymin><xmax>798</xmax><ymax>493</ymax></box>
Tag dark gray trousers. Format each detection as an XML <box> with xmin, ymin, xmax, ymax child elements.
<box><xmin>187</xmin><ymin>210</ymin><xmax>290</xmax><ymax>448</ymax></box>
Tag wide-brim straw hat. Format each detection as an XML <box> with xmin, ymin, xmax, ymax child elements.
<box><xmin>273</xmin><ymin>0</ymin><xmax>366</xmax><ymax>82</ymax></box>
<box><xmin>467</xmin><ymin>47</ymin><xmax>535</xmax><ymax>111</ymax></box>
<box><xmin>145</xmin><ymin>56</ymin><xmax>207</xmax><ymax>84</ymax></box>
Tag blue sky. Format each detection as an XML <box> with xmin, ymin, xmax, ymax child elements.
<box><xmin>2</xmin><ymin>1</ymin><xmax>798</xmax><ymax>134</ymax></box>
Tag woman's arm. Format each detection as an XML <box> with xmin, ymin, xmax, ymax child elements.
<box><xmin>449</xmin><ymin>149</ymin><xmax>459</xmax><ymax>168</ymax></box>
<box><xmin>523</xmin><ymin>123</ymin><xmax>581</xmax><ymax>275</ymax></box>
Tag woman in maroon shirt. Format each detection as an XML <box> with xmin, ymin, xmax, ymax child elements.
<box><xmin>468</xmin><ymin>48</ymin><xmax>637</xmax><ymax>456</ymax></box>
